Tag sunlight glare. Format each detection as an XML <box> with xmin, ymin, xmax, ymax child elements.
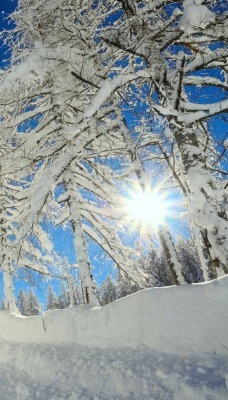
<box><xmin>124</xmin><ymin>189</ymin><xmax>168</xmax><ymax>228</ymax></box>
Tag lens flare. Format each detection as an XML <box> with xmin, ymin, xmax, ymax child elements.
<box><xmin>124</xmin><ymin>189</ymin><xmax>169</xmax><ymax>228</ymax></box>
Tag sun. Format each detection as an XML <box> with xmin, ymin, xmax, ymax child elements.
<box><xmin>124</xmin><ymin>188</ymin><xmax>169</xmax><ymax>229</ymax></box>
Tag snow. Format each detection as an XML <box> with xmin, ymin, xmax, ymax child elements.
<box><xmin>46</xmin><ymin>0</ymin><xmax>63</xmax><ymax>10</ymax></box>
<box><xmin>0</xmin><ymin>276</ymin><xmax>228</xmax><ymax>399</ymax></box>
<box><xmin>84</xmin><ymin>71</ymin><xmax>151</xmax><ymax>119</ymax></box>
<box><xmin>178</xmin><ymin>98</ymin><xmax>228</xmax><ymax>124</ymax></box>
<box><xmin>0</xmin><ymin>342</ymin><xmax>227</xmax><ymax>400</ymax></box>
<box><xmin>0</xmin><ymin>50</ymin><xmax>49</xmax><ymax>91</ymax></box>
<box><xmin>181</xmin><ymin>3</ymin><xmax>215</xmax><ymax>35</ymax></box>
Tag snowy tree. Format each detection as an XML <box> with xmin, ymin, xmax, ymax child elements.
<box><xmin>46</xmin><ymin>285</ymin><xmax>58</xmax><ymax>311</ymax></box>
<box><xmin>140</xmin><ymin>236</ymin><xmax>205</xmax><ymax>286</ymax></box>
<box><xmin>137</xmin><ymin>243</ymin><xmax>174</xmax><ymax>288</ymax></box>
<box><xmin>117</xmin><ymin>271</ymin><xmax>139</xmax><ymax>299</ymax></box>
<box><xmin>111</xmin><ymin>105</ymin><xmax>186</xmax><ymax>285</ymax></box>
<box><xmin>0</xmin><ymin>130</ymin><xmax>60</xmax><ymax>310</ymax></box>
<box><xmin>0</xmin><ymin>159</ymin><xmax>19</xmax><ymax>313</ymax></box>
<box><xmin>99</xmin><ymin>275</ymin><xmax>117</xmax><ymax>306</ymax></box>
<box><xmin>16</xmin><ymin>289</ymin><xmax>29</xmax><ymax>316</ymax></box>
<box><xmin>56</xmin><ymin>163</ymin><xmax>145</xmax><ymax>304</ymax></box>
<box><xmin>176</xmin><ymin>237</ymin><xmax>203</xmax><ymax>284</ymax></box>
<box><xmin>57</xmin><ymin>282</ymin><xmax>71</xmax><ymax>310</ymax></box>
<box><xmin>26</xmin><ymin>290</ymin><xmax>40</xmax><ymax>316</ymax></box>
<box><xmin>101</xmin><ymin>0</ymin><xmax>228</xmax><ymax>275</ymax></box>
<box><xmin>61</xmin><ymin>174</ymin><xmax>99</xmax><ymax>306</ymax></box>
<box><xmin>16</xmin><ymin>289</ymin><xmax>40</xmax><ymax>316</ymax></box>
<box><xmin>0</xmin><ymin>0</ymin><xmax>147</xmax><ymax>306</ymax></box>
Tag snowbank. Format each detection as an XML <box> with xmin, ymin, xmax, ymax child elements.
<box><xmin>1</xmin><ymin>276</ymin><xmax>227</xmax><ymax>356</ymax></box>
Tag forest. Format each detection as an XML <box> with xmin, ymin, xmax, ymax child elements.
<box><xmin>0</xmin><ymin>0</ymin><xmax>227</xmax><ymax>311</ymax></box>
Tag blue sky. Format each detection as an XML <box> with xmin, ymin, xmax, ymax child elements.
<box><xmin>0</xmin><ymin>0</ymin><xmax>17</xmax><ymax>64</ymax></box>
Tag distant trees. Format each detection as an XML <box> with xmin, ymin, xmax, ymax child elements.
<box><xmin>46</xmin><ymin>286</ymin><xmax>58</xmax><ymax>311</ymax></box>
<box><xmin>144</xmin><ymin>238</ymin><xmax>203</xmax><ymax>287</ymax></box>
<box><xmin>12</xmin><ymin>231</ymin><xmax>212</xmax><ymax>314</ymax></box>
<box><xmin>46</xmin><ymin>282</ymin><xmax>76</xmax><ymax>310</ymax></box>
<box><xmin>0</xmin><ymin>0</ymin><xmax>227</xmax><ymax>310</ymax></box>
<box><xmin>176</xmin><ymin>237</ymin><xmax>203</xmax><ymax>284</ymax></box>
<box><xmin>17</xmin><ymin>289</ymin><xmax>40</xmax><ymax>316</ymax></box>
<box><xmin>16</xmin><ymin>282</ymin><xmax>79</xmax><ymax>315</ymax></box>
<box><xmin>99</xmin><ymin>275</ymin><xmax>117</xmax><ymax>306</ymax></box>
<box><xmin>57</xmin><ymin>282</ymin><xmax>71</xmax><ymax>310</ymax></box>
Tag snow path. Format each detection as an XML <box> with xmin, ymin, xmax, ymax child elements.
<box><xmin>0</xmin><ymin>277</ymin><xmax>228</xmax><ymax>399</ymax></box>
<box><xmin>0</xmin><ymin>342</ymin><xmax>227</xmax><ymax>400</ymax></box>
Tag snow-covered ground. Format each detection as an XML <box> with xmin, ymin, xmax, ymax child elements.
<box><xmin>0</xmin><ymin>277</ymin><xmax>228</xmax><ymax>399</ymax></box>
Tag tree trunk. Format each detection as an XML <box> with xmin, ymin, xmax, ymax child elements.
<box><xmin>190</xmin><ymin>221</ymin><xmax>209</xmax><ymax>281</ymax></box>
<box><xmin>159</xmin><ymin>225</ymin><xmax>185</xmax><ymax>285</ymax></box>
<box><xmin>175</xmin><ymin>126</ymin><xmax>228</xmax><ymax>273</ymax></box>
<box><xmin>2</xmin><ymin>259</ymin><xmax>19</xmax><ymax>313</ymax></box>
<box><xmin>65</xmin><ymin>257</ymin><xmax>75</xmax><ymax>307</ymax></box>
<box><xmin>65</xmin><ymin>177</ymin><xmax>100</xmax><ymax>307</ymax></box>
<box><xmin>165</xmin><ymin>51</ymin><xmax>228</xmax><ymax>275</ymax></box>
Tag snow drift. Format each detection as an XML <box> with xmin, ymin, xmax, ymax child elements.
<box><xmin>0</xmin><ymin>277</ymin><xmax>228</xmax><ymax>399</ymax></box>
<box><xmin>1</xmin><ymin>276</ymin><xmax>227</xmax><ymax>356</ymax></box>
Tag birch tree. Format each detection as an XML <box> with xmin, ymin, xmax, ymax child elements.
<box><xmin>100</xmin><ymin>0</ymin><xmax>228</xmax><ymax>275</ymax></box>
<box><xmin>0</xmin><ymin>0</ymin><xmax>146</xmax><ymax>306</ymax></box>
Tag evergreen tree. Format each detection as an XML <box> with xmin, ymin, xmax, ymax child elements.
<box><xmin>145</xmin><ymin>247</ymin><xmax>174</xmax><ymax>287</ymax></box>
<box><xmin>16</xmin><ymin>289</ymin><xmax>29</xmax><ymax>316</ymax></box>
<box><xmin>99</xmin><ymin>275</ymin><xmax>117</xmax><ymax>306</ymax></box>
<box><xmin>73</xmin><ymin>282</ymin><xmax>83</xmax><ymax>305</ymax></box>
<box><xmin>27</xmin><ymin>290</ymin><xmax>40</xmax><ymax>316</ymax></box>
<box><xmin>16</xmin><ymin>289</ymin><xmax>40</xmax><ymax>316</ymax></box>
<box><xmin>46</xmin><ymin>285</ymin><xmax>58</xmax><ymax>311</ymax></box>
<box><xmin>176</xmin><ymin>237</ymin><xmax>203</xmax><ymax>284</ymax></box>
<box><xmin>117</xmin><ymin>271</ymin><xmax>139</xmax><ymax>299</ymax></box>
<box><xmin>57</xmin><ymin>282</ymin><xmax>71</xmax><ymax>309</ymax></box>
